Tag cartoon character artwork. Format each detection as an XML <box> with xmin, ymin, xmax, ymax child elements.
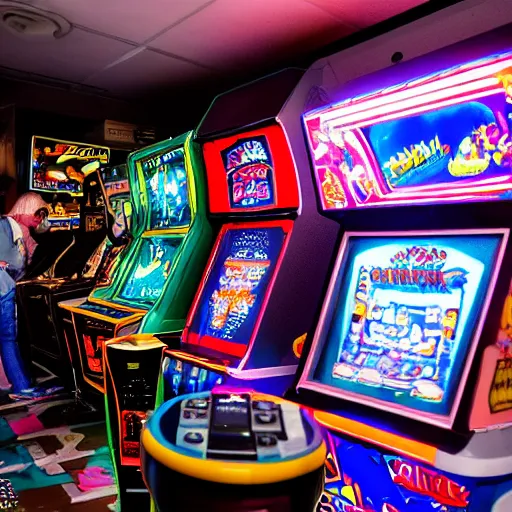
<box><xmin>308</xmin><ymin>119</ymin><xmax>376</xmax><ymax>209</ymax></box>
<box><xmin>318</xmin><ymin>432</ymin><xmax>473</xmax><ymax>512</ymax></box>
<box><xmin>448</xmin><ymin>117</ymin><xmax>512</xmax><ymax>177</ymax></box>
<box><xmin>332</xmin><ymin>246</ymin><xmax>467</xmax><ymax>404</ymax></box>
<box><xmin>206</xmin><ymin>230</ymin><xmax>271</xmax><ymax>340</ymax></box>
<box><xmin>222</xmin><ymin>136</ymin><xmax>275</xmax><ymax>209</ymax></box>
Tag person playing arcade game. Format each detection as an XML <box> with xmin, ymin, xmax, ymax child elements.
<box><xmin>0</xmin><ymin>192</ymin><xmax>62</xmax><ymax>400</ymax></box>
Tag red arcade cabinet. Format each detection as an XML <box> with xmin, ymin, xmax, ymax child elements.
<box><xmin>160</xmin><ymin>69</ymin><xmax>339</xmax><ymax>402</ymax></box>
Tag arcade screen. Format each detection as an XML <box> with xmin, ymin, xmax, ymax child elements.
<box><xmin>221</xmin><ymin>135</ymin><xmax>275</xmax><ymax>209</ymax></box>
<box><xmin>30</xmin><ymin>136</ymin><xmax>110</xmax><ymax>195</ymax></box>
<box><xmin>189</xmin><ymin>226</ymin><xmax>286</xmax><ymax>350</ymax></box>
<box><xmin>140</xmin><ymin>147</ymin><xmax>190</xmax><ymax>230</ymax></box>
<box><xmin>306</xmin><ymin>231</ymin><xmax>505</xmax><ymax>418</ymax></box>
<box><xmin>118</xmin><ymin>236</ymin><xmax>182</xmax><ymax>307</ymax></box>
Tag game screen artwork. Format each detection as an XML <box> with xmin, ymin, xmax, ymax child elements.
<box><xmin>31</xmin><ymin>136</ymin><xmax>110</xmax><ymax>195</ymax></box>
<box><xmin>318</xmin><ymin>431</ymin><xmax>478</xmax><ymax>512</ymax></box>
<box><xmin>118</xmin><ymin>236</ymin><xmax>182</xmax><ymax>307</ymax></box>
<box><xmin>311</xmin><ymin>233</ymin><xmax>503</xmax><ymax>416</ymax></box>
<box><xmin>221</xmin><ymin>136</ymin><xmax>275</xmax><ymax>209</ymax></box>
<box><xmin>189</xmin><ymin>227</ymin><xmax>286</xmax><ymax>348</ymax></box>
<box><xmin>140</xmin><ymin>147</ymin><xmax>190</xmax><ymax>230</ymax></box>
<box><xmin>304</xmin><ymin>54</ymin><xmax>512</xmax><ymax>209</ymax></box>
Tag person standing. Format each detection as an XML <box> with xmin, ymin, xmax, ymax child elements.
<box><xmin>0</xmin><ymin>192</ymin><xmax>57</xmax><ymax>399</ymax></box>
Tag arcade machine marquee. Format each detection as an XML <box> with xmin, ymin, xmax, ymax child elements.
<box><xmin>30</xmin><ymin>136</ymin><xmax>110</xmax><ymax>230</ymax></box>
<box><xmin>294</xmin><ymin>46</ymin><xmax>512</xmax><ymax>511</ymax></box>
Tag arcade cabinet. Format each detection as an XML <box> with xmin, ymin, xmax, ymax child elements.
<box><xmin>16</xmin><ymin>164</ymin><xmax>130</xmax><ymax>389</ymax></box>
<box><xmin>293</xmin><ymin>34</ymin><xmax>512</xmax><ymax>512</ymax></box>
<box><xmin>60</xmin><ymin>133</ymin><xmax>213</xmax><ymax>397</ymax></box>
<box><xmin>101</xmin><ymin>132</ymin><xmax>213</xmax><ymax>509</ymax></box>
<box><xmin>159</xmin><ymin>70</ymin><xmax>339</xmax><ymax>403</ymax></box>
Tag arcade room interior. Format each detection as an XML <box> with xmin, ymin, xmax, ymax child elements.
<box><xmin>3</xmin><ymin>0</ymin><xmax>512</xmax><ymax>510</ymax></box>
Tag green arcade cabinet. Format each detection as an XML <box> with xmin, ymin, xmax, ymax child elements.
<box><xmin>58</xmin><ymin>132</ymin><xmax>213</xmax><ymax>396</ymax></box>
<box><xmin>73</xmin><ymin>132</ymin><xmax>213</xmax><ymax>511</ymax></box>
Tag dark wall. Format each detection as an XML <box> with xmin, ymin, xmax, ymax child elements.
<box><xmin>0</xmin><ymin>77</ymin><xmax>154</xmax><ymax>126</ymax></box>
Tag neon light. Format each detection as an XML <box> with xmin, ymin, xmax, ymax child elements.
<box><xmin>341</xmin><ymin>87</ymin><xmax>502</xmax><ymax>131</ymax></box>
<box><xmin>304</xmin><ymin>51</ymin><xmax>512</xmax><ymax>210</ymax></box>
<box><xmin>328</xmin><ymin>78</ymin><xmax>499</xmax><ymax>128</ymax></box>
<box><xmin>312</xmin><ymin>55</ymin><xmax>512</xmax><ymax>123</ymax></box>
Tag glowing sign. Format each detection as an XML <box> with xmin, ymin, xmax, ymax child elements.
<box><xmin>221</xmin><ymin>136</ymin><xmax>275</xmax><ymax>208</ymax></box>
<box><xmin>30</xmin><ymin>136</ymin><xmax>110</xmax><ymax>196</ymax></box>
<box><xmin>303</xmin><ymin>52</ymin><xmax>512</xmax><ymax>210</ymax></box>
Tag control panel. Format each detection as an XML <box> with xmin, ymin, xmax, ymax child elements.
<box><xmin>173</xmin><ymin>390</ymin><xmax>310</xmax><ymax>462</ymax></box>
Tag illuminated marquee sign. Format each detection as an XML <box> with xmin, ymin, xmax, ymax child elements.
<box><xmin>221</xmin><ymin>136</ymin><xmax>275</xmax><ymax>208</ymax></box>
<box><xmin>303</xmin><ymin>52</ymin><xmax>512</xmax><ymax>210</ymax></box>
<box><xmin>58</xmin><ymin>144</ymin><xmax>109</xmax><ymax>163</ymax></box>
<box><xmin>30</xmin><ymin>136</ymin><xmax>110</xmax><ymax>196</ymax></box>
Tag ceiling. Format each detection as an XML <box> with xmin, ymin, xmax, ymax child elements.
<box><xmin>0</xmin><ymin>0</ymin><xmax>428</xmax><ymax>100</ymax></box>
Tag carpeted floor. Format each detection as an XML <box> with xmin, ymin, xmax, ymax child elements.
<box><xmin>0</xmin><ymin>394</ymin><xmax>117</xmax><ymax>512</ymax></box>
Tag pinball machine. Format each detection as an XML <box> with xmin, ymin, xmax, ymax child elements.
<box><xmin>291</xmin><ymin>27</ymin><xmax>512</xmax><ymax>512</ymax></box>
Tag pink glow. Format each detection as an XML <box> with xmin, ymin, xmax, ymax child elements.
<box><xmin>341</xmin><ymin>85</ymin><xmax>502</xmax><ymax>131</ymax></box>
<box><xmin>312</xmin><ymin>54</ymin><xmax>512</xmax><ymax>123</ymax></box>
<box><xmin>304</xmin><ymin>51</ymin><xmax>512</xmax><ymax>211</ymax></box>
<box><xmin>313</xmin><ymin>58</ymin><xmax>512</xmax><ymax>124</ymax></box>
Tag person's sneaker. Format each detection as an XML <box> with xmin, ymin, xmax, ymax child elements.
<box><xmin>9</xmin><ymin>386</ymin><xmax>64</xmax><ymax>401</ymax></box>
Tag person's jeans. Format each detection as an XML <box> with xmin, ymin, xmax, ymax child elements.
<box><xmin>0</xmin><ymin>289</ymin><xmax>31</xmax><ymax>392</ymax></box>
